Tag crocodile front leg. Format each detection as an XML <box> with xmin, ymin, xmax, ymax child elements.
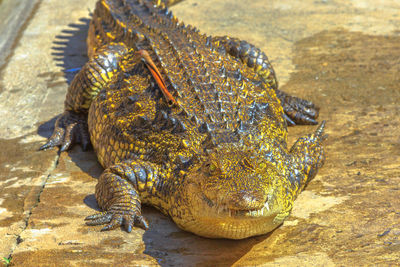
<box><xmin>289</xmin><ymin>121</ymin><xmax>326</xmax><ymax>185</ymax></box>
<box><xmin>41</xmin><ymin>43</ymin><xmax>133</xmax><ymax>151</ymax></box>
<box><xmin>40</xmin><ymin>110</ymin><xmax>90</xmax><ymax>151</ymax></box>
<box><xmin>275</xmin><ymin>121</ymin><xmax>326</xmax><ymax>223</ymax></box>
<box><xmin>85</xmin><ymin>159</ymin><xmax>169</xmax><ymax>232</ymax></box>
<box><xmin>214</xmin><ymin>36</ymin><xmax>319</xmax><ymax>125</ymax></box>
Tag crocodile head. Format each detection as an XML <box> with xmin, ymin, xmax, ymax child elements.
<box><xmin>177</xmin><ymin>145</ymin><xmax>286</xmax><ymax>239</ymax></box>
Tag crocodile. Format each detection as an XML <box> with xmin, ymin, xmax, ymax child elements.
<box><xmin>41</xmin><ymin>0</ymin><xmax>325</xmax><ymax>239</ymax></box>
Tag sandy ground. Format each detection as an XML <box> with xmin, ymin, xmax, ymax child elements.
<box><xmin>0</xmin><ymin>0</ymin><xmax>399</xmax><ymax>266</ymax></box>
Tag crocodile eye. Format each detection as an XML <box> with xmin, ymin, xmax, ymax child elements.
<box><xmin>205</xmin><ymin>162</ymin><xmax>218</xmax><ymax>175</ymax></box>
<box><xmin>209</xmin><ymin>163</ymin><xmax>217</xmax><ymax>172</ymax></box>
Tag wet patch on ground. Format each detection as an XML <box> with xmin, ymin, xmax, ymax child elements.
<box><xmin>10</xmin><ymin>248</ymin><xmax>157</xmax><ymax>266</ymax></box>
<box><xmin>282</xmin><ymin>29</ymin><xmax>400</xmax><ymax>107</ymax></box>
<box><xmin>0</xmin><ymin>135</ymin><xmax>57</xmax><ymax>259</ymax></box>
<box><xmin>0</xmin><ymin>185</ymin><xmax>40</xmax><ymax>227</ymax></box>
<box><xmin>28</xmin><ymin>186</ymin><xmax>87</xmax><ymax>220</ymax></box>
<box><xmin>0</xmin><ymin>136</ymin><xmax>54</xmax><ymax>219</ymax></box>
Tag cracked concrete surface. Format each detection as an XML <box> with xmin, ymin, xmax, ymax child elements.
<box><xmin>0</xmin><ymin>0</ymin><xmax>399</xmax><ymax>266</ymax></box>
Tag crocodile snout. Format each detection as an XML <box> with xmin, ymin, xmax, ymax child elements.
<box><xmin>227</xmin><ymin>190</ymin><xmax>266</xmax><ymax>211</ymax></box>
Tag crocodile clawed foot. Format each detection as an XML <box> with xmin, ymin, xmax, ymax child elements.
<box><xmin>276</xmin><ymin>90</ymin><xmax>319</xmax><ymax>125</ymax></box>
<box><xmin>85</xmin><ymin>207</ymin><xmax>149</xmax><ymax>233</ymax></box>
<box><xmin>40</xmin><ymin>110</ymin><xmax>90</xmax><ymax>152</ymax></box>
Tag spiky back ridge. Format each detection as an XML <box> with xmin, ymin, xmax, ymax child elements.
<box><xmin>91</xmin><ymin>0</ymin><xmax>286</xmax><ymax>150</ymax></box>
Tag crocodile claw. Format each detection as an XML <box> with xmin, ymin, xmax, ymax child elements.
<box><xmin>85</xmin><ymin>208</ymin><xmax>149</xmax><ymax>232</ymax></box>
<box><xmin>40</xmin><ymin>111</ymin><xmax>90</xmax><ymax>152</ymax></box>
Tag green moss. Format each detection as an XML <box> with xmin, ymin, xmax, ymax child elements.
<box><xmin>2</xmin><ymin>257</ymin><xmax>10</xmax><ymax>266</ymax></box>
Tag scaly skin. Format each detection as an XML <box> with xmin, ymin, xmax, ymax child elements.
<box><xmin>41</xmin><ymin>0</ymin><xmax>325</xmax><ymax>239</ymax></box>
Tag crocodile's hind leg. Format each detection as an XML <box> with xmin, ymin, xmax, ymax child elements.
<box><xmin>214</xmin><ymin>36</ymin><xmax>319</xmax><ymax>125</ymax></box>
<box><xmin>40</xmin><ymin>43</ymin><xmax>134</xmax><ymax>151</ymax></box>
<box><xmin>275</xmin><ymin>90</ymin><xmax>319</xmax><ymax>125</ymax></box>
<box><xmin>85</xmin><ymin>159</ymin><xmax>168</xmax><ymax>232</ymax></box>
<box><xmin>213</xmin><ymin>36</ymin><xmax>278</xmax><ymax>90</ymax></box>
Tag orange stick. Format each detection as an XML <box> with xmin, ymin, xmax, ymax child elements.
<box><xmin>137</xmin><ymin>50</ymin><xmax>178</xmax><ymax>106</ymax></box>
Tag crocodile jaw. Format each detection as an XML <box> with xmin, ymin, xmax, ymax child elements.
<box><xmin>174</xmin><ymin>210</ymin><xmax>280</xmax><ymax>239</ymax></box>
<box><xmin>171</xmin><ymin>190</ymin><xmax>281</xmax><ymax>239</ymax></box>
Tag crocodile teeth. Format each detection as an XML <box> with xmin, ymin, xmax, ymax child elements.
<box><xmin>263</xmin><ymin>201</ymin><xmax>270</xmax><ymax>211</ymax></box>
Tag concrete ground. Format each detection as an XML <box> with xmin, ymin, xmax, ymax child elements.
<box><xmin>0</xmin><ymin>0</ymin><xmax>399</xmax><ymax>266</ymax></box>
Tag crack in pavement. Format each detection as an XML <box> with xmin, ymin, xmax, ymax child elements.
<box><xmin>6</xmin><ymin>151</ymin><xmax>61</xmax><ymax>262</ymax></box>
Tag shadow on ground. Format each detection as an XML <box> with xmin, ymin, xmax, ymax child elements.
<box><xmin>52</xmin><ymin>18</ymin><xmax>90</xmax><ymax>84</ymax></box>
<box><xmin>141</xmin><ymin>209</ymin><xmax>272</xmax><ymax>266</ymax></box>
<box><xmin>37</xmin><ymin>18</ymin><xmax>90</xmax><ymax>140</ymax></box>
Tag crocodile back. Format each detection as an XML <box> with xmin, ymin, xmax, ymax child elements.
<box><xmin>90</xmin><ymin>0</ymin><xmax>287</xmax><ymax>150</ymax></box>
